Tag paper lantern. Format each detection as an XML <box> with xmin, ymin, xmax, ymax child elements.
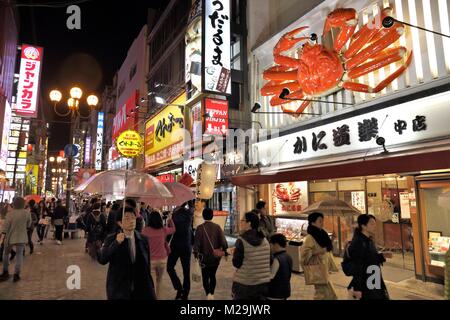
<box><xmin>196</xmin><ymin>163</ymin><xmax>217</xmax><ymax>199</ymax></box>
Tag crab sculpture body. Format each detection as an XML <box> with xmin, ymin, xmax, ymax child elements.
<box><xmin>261</xmin><ymin>7</ymin><xmax>413</xmax><ymax>116</ymax></box>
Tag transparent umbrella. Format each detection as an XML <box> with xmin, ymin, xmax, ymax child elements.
<box><xmin>140</xmin><ymin>182</ymin><xmax>195</xmax><ymax>208</ymax></box>
<box><xmin>74</xmin><ymin>170</ymin><xmax>172</xmax><ymax>200</ymax></box>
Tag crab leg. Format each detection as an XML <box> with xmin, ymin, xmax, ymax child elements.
<box><xmin>323</xmin><ymin>8</ymin><xmax>358</xmax><ymax>53</ymax></box>
<box><xmin>345</xmin><ymin>21</ymin><xmax>405</xmax><ymax>70</ymax></box>
<box><xmin>344</xmin><ymin>7</ymin><xmax>393</xmax><ymax>60</ymax></box>
<box><xmin>342</xmin><ymin>51</ymin><xmax>412</xmax><ymax>93</ymax></box>
<box><xmin>261</xmin><ymin>81</ymin><xmax>302</xmax><ymax>96</ymax></box>
<box><xmin>274</xmin><ymin>27</ymin><xmax>309</xmax><ymax>55</ymax></box>
<box><xmin>270</xmin><ymin>90</ymin><xmax>304</xmax><ymax>106</ymax></box>
<box><xmin>347</xmin><ymin>47</ymin><xmax>408</xmax><ymax>79</ymax></box>
<box><xmin>281</xmin><ymin>100</ymin><xmax>311</xmax><ymax>118</ymax></box>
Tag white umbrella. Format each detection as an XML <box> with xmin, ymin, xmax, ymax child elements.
<box><xmin>140</xmin><ymin>182</ymin><xmax>195</xmax><ymax>207</ymax></box>
<box><xmin>74</xmin><ymin>170</ymin><xmax>172</xmax><ymax>200</ymax></box>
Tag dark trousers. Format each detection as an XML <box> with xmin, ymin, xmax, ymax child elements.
<box><xmin>166</xmin><ymin>247</ymin><xmax>191</xmax><ymax>296</ymax></box>
<box><xmin>27</xmin><ymin>229</ymin><xmax>34</xmax><ymax>253</ymax></box>
<box><xmin>55</xmin><ymin>225</ymin><xmax>64</xmax><ymax>241</ymax></box>
<box><xmin>201</xmin><ymin>265</ymin><xmax>219</xmax><ymax>295</ymax></box>
<box><xmin>232</xmin><ymin>282</ymin><xmax>269</xmax><ymax>300</ymax></box>
<box><xmin>36</xmin><ymin>224</ymin><xmax>46</xmax><ymax>241</ymax></box>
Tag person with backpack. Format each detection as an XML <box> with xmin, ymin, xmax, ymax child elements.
<box><xmin>193</xmin><ymin>208</ymin><xmax>228</xmax><ymax>300</ymax></box>
<box><xmin>346</xmin><ymin>214</ymin><xmax>392</xmax><ymax>300</ymax></box>
<box><xmin>300</xmin><ymin>212</ymin><xmax>338</xmax><ymax>300</ymax></box>
<box><xmin>85</xmin><ymin>203</ymin><xmax>107</xmax><ymax>260</ymax></box>
<box><xmin>142</xmin><ymin>210</ymin><xmax>176</xmax><ymax>299</ymax></box>
<box><xmin>267</xmin><ymin>233</ymin><xmax>293</xmax><ymax>300</ymax></box>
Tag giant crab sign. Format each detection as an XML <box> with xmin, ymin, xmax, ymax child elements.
<box><xmin>261</xmin><ymin>7</ymin><xmax>412</xmax><ymax>117</ymax></box>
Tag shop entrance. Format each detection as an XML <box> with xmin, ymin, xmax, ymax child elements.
<box><xmin>309</xmin><ymin>175</ymin><xmax>416</xmax><ymax>272</ymax></box>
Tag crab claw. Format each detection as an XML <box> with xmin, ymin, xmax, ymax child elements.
<box><xmin>274</xmin><ymin>26</ymin><xmax>309</xmax><ymax>56</ymax></box>
<box><xmin>323</xmin><ymin>8</ymin><xmax>357</xmax><ymax>35</ymax></box>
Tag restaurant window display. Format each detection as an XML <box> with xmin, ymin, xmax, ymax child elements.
<box><xmin>307</xmin><ymin>176</ymin><xmax>415</xmax><ymax>270</ymax></box>
<box><xmin>417</xmin><ymin>179</ymin><xmax>450</xmax><ymax>281</ymax></box>
<box><xmin>209</xmin><ymin>185</ymin><xmax>237</xmax><ymax>235</ymax></box>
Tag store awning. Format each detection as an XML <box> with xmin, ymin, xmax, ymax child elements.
<box><xmin>231</xmin><ymin>149</ymin><xmax>450</xmax><ymax>186</ymax></box>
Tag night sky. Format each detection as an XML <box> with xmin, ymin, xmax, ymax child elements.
<box><xmin>17</xmin><ymin>0</ymin><xmax>169</xmax><ymax>151</ymax></box>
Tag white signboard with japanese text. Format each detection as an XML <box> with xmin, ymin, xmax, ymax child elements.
<box><xmin>254</xmin><ymin>91</ymin><xmax>450</xmax><ymax>166</ymax></box>
<box><xmin>399</xmin><ymin>192</ymin><xmax>411</xmax><ymax>219</ymax></box>
<box><xmin>203</xmin><ymin>0</ymin><xmax>231</xmax><ymax>95</ymax></box>
<box><xmin>15</xmin><ymin>44</ymin><xmax>43</xmax><ymax>118</ymax></box>
<box><xmin>351</xmin><ymin>191</ymin><xmax>366</xmax><ymax>213</ymax></box>
<box><xmin>95</xmin><ymin>112</ymin><xmax>104</xmax><ymax>171</ymax></box>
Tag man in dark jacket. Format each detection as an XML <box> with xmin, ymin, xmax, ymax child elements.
<box><xmin>255</xmin><ymin>201</ymin><xmax>274</xmax><ymax>240</ymax></box>
<box><xmin>106</xmin><ymin>201</ymin><xmax>122</xmax><ymax>234</ymax></box>
<box><xmin>167</xmin><ymin>200</ymin><xmax>194</xmax><ymax>300</ymax></box>
<box><xmin>98</xmin><ymin>207</ymin><xmax>156</xmax><ymax>300</ymax></box>
<box><xmin>52</xmin><ymin>200</ymin><xmax>68</xmax><ymax>245</ymax></box>
<box><xmin>348</xmin><ymin>214</ymin><xmax>391</xmax><ymax>300</ymax></box>
<box><xmin>268</xmin><ymin>233</ymin><xmax>292</xmax><ymax>300</ymax></box>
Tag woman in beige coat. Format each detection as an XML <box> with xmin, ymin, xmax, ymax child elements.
<box><xmin>300</xmin><ymin>212</ymin><xmax>338</xmax><ymax>300</ymax></box>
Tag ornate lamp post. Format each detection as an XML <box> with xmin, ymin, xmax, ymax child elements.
<box><xmin>49</xmin><ymin>87</ymin><xmax>98</xmax><ymax>211</ymax></box>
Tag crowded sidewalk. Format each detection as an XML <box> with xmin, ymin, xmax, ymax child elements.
<box><xmin>0</xmin><ymin>236</ymin><xmax>443</xmax><ymax>300</ymax></box>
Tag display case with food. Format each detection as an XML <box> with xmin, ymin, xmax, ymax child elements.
<box><xmin>274</xmin><ymin>214</ymin><xmax>309</xmax><ymax>272</ymax></box>
<box><xmin>428</xmin><ymin>235</ymin><xmax>450</xmax><ymax>268</ymax></box>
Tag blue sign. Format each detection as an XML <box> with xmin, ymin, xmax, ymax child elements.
<box><xmin>64</xmin><ymin>144</ymin><xmax>79</xmax><ymax>157</ymax></box>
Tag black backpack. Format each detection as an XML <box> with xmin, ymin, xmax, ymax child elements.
<box><xmin>341</xmin><ymin>241</ymin><xmax>355</xmax><ymax>276</ymax></box>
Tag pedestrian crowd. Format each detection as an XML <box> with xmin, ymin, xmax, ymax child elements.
<box><xmin>0</xmin><ymin>196</ymin><xmax>404</xmax><ymax>301</ymax></box>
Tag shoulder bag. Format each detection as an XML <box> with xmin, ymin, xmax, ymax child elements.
<box><xmin>203</xmin><ymin>224</ymin><xmax>225</xmax><ymax>258</ymax></box>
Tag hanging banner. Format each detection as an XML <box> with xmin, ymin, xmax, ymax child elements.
<box><xmin>204</xmin><ymin>98</ymin><xmax>228</xmax><ymax>134</ymax></box>
<box><xmin>202</xmin><ymin>0</ymin><xmax>231</xmax><ymax>95</ymax></box>
<box><xmin>15</xmin><ymin>44</ymin><xmax>43</xmax><ymax>118</ymax></box>
<box><xmin>116</xmin><ymin>130</ymin><xmax>143</xmax><ymax>158</ymax></box>
<box><xmin>95</xmin><ymin>112</ymin><xmax>104</xmax><ymax>170</ymax></box>
<box><xmin>112</xmin><ymin>91</ymin><xmax>138</xmax><ymax>160</ymax></box>
<box><xmin>0</xmin><ymin>101</ymin><xmax>12</xmax><ymax>171</ymax></box>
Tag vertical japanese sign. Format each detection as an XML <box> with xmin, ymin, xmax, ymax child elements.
<box><xmin>15</xmin><ymin>44</ymin><xmax>43</xmax><ymax>118</ymax></box>
<box><xmin>204</xmin><ymin>98</ymin><xmax>228</xmax><ymax>134</ymax></box>
<box><xmin>0</xmin><ymin>101</ymin><xmax>12</xmax><ymax>171</ymax></box>
<box><xmin>203</xmin><ymin>0</ymin><xmax>231</xmax><ymax>95</ymax></box>
<box><xmin>84</xmin><ymin>136</ymin><xmax>91</xmax><ymax>165</ymax></box>
<box><xmin>95</xmin><ymin>112</ymin><xmax>104</xmax><ymax>171</ymax></box>
<box><xmin>112</xmin><ymin>91</ymin><xmax>138</xmax><ymax>160</ymax></box>
<box><xmin>351</xmin><ymin>191</ymin><xmax>366</xmax><ymax>213</ymax></box>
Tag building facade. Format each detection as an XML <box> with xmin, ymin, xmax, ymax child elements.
<box><xmin>235</xmin><ymin>0</ymin><xmax>450</xmax><ymax>283</ymax></box>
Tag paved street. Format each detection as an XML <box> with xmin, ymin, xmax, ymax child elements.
<box><xmin>0</xmin><ymin>235</ymin><xmax>444</xmax><ymax>300</ymax></box>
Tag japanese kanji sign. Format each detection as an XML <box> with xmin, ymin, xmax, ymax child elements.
<box><xmin>203</xmin><ymin>0</ymin><xmax>231</xmax><ymax>95</ymax></box>
<box><xmin>15</xmin><ymin>44</ymin><xmax>43</xmax><ymax>118</ymax></box>
<box><xmin>116</xmin><ymin>130</ymin><xmax>143</xmax><ymax>158</ymax></box>
<box><xmin>254</xmin><ymin>91</ymin><xmax>450</xmax><ymax>165</ymax></box>
<box><xmin>204</xmin><ymin>98</ymin><xmax>228</xmax><ymax>135</ymax></box>
<box><xmin>95</xmin><ymin>112</ymin><xmax>104</xmax><ymax>170</ymax></box>
<box><xmin>144</xmin><ymin>93</ymin><xmax>186</xmax><ymax>167</ymax></box>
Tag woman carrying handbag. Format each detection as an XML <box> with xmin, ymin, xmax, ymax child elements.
<box><xmin>300</xmin><ymin>212</ymin><xmax>338</xmax><ymax>300</ymax></box>
<box><xmin>193</xmin><ymin>208</ymin><xmax>228</xmax><ymax>300</ymax></box>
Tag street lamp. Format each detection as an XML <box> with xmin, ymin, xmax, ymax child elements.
<box><xmin>49</xmin><ymin>86</ymin><xmax>99</xmax><ymax>211</ymax></box>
